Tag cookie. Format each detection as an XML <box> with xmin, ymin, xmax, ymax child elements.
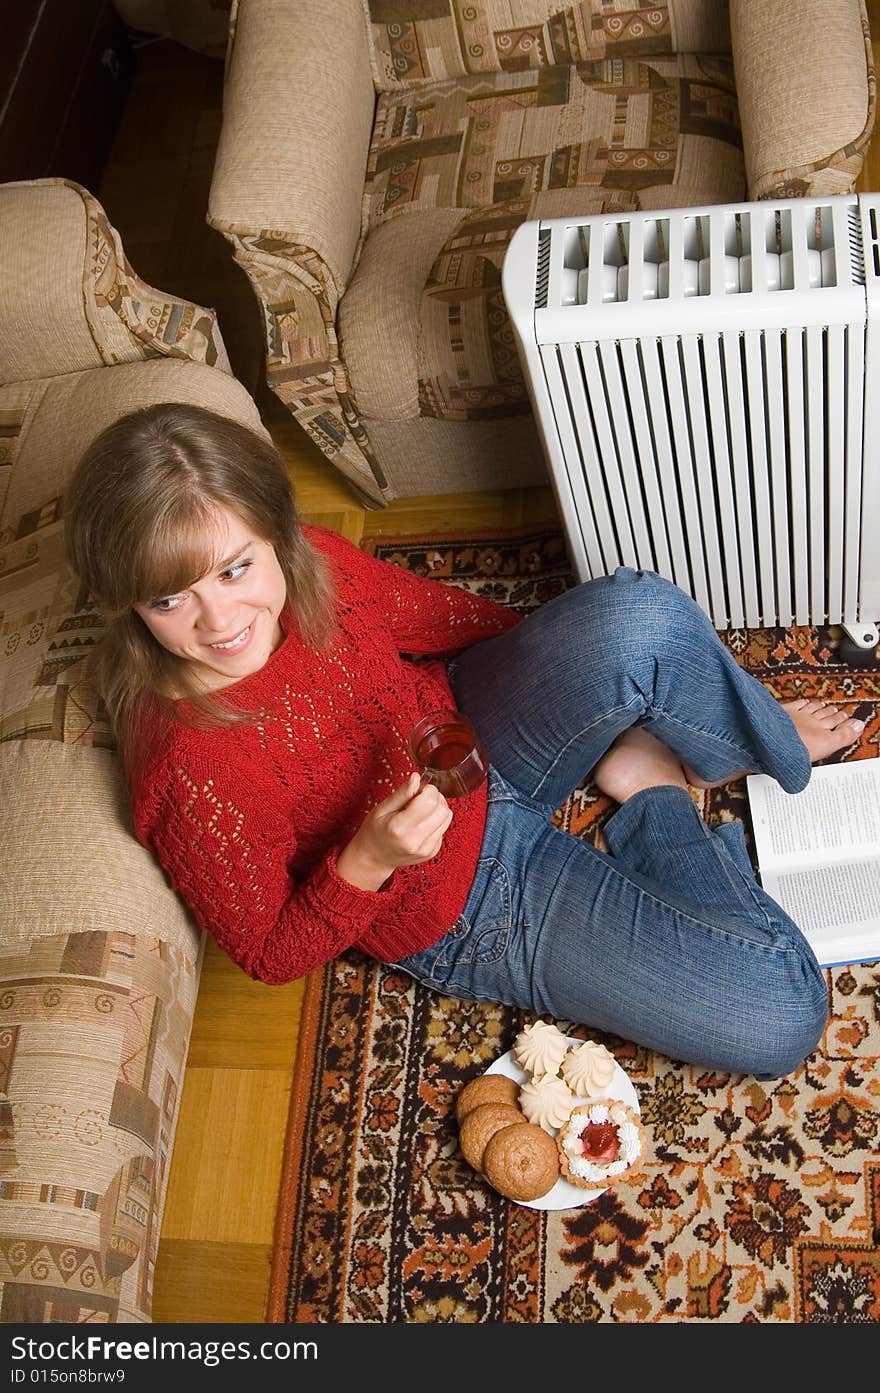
<box><xmin>518</xmin><ymin>1074</ymin><xmax>574</xmax><ymax>1130</ymax></box>
<box><xmin>512</xmin><ymin>1020</ymin><xmax>569</xmax><ymax>1078</ymax></box>
<box><xmin>458</xmin><ymin>1102</ymin><xmax>524</xmax><ymax>1172</ymax></box>
<box><xmin>455</xmin><ymin>1073</ymin><xmax>521</xmax><ymax>1124</ymax></box>
<box><xmin>560</xmin><ymin>1039</ymin><xmax>616</xmax><ymax>1097</ymax></box>
<box><xmin>483</xmin><ymin>1121</ymin><xmax>560</xmax><ymax>1202</ymax></box>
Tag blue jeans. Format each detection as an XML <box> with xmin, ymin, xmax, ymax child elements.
<box><xmin>394</xmin><ymin>568</ymin><xmax>828</xmax><ymax>1078</ymax></box>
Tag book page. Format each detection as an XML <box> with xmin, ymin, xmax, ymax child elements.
<box><xmin>746</xmin><ymin>760</ymin><xmax>880</xmax><ymax>872</ymax></box>
<box><xmin>760</xmin><ymin>859</ymin><xmax>880</xmax><ymax>967</ymax></box>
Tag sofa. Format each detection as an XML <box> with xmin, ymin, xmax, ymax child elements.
<box><xmin>0</xmin><ymin>178</ymin><xmax>269</xmax><ymax>1323</ymax></box>
<box><xmin>206</xmin><ymin>0</ymin><xmax>875</xmax><ymax>506</ymax></box>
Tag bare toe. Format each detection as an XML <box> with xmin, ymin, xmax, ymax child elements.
<box><xmin>841</xmin><ymin>717</ymin><xmax>866</xmax><ymax>741</ymax></box>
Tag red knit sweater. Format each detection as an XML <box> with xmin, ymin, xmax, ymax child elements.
<box><xmin>129</xmin><ymin>526</ymin><xmax>520</xmax><ymax>983</ymax></box>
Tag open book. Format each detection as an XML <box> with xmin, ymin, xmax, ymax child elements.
<box><xmin>746</xmin><ymin>759</ymin><xmax>880</xmax><ymax>968</ymax></box>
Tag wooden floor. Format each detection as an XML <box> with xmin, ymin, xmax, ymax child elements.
<box><xmin>96</xmin><ymin>12</ymin><xmax>880</xmax><ymax>1323</ymax></box>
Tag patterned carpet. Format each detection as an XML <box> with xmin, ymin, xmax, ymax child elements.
<box><xmin>268</xmin><ymin>527</ymin><xmax>880</xmax><ymax>1324</ymax></box>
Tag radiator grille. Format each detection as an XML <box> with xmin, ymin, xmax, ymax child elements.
<box><xmin>541</xmin><ymin>322</ymin><xmax>866</xmax><ymax>629</ymax></box>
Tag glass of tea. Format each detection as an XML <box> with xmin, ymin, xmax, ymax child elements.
<box><xmin>408</xmin><ymin>708</ymin><xmax>489</xmax><ymax>799</ymax></box>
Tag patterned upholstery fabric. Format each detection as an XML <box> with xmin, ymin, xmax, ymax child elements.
<box><xmin>346</xmin><ymin>52</ymin><xmax>743</xmax><ymax>419</ymax></box>
<box><xmin>0</xmin><ymin>182</ymin><xmax>266</xmax><ymax>1322</ymax></box>
<box><xmin>364</xmin><ymin>0</ymin><xmax>731</xmax><ymax>88</ymax></box>
<box><xmin>364</xmin><ymin>55</ymin><xmax>742</xmax><ymax>226</ymax></box>
<box><xmin>216</xmin><ymin>232</ymin><xmax>391</xmax><ymax>500</ymax></box>
<box><xmin>210</xmin><ymin>0</ymin><xmax>874</xmax><ymax>501</ymax></box>
<box><xmin>0</xmin><ymin>930</ymin><xmax>200</xmax><ymax>1323</ymax></box>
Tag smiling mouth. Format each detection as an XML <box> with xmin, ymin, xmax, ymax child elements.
<box><xmin>209</xmin><ymin>622</ymin><xmax>252</xmax><ymax>652</ymax></box>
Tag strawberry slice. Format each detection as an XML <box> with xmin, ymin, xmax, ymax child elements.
<box><xmin>580</xmin><ymin>1120</ymin><xmax>619</xmax><ymax>1164</ymax></box>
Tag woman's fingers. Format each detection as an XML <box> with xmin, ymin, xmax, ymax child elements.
<box><xmin>388</xmin><ymin>781</ymin><xmax>452</xmax><ymax>859</ymax></box>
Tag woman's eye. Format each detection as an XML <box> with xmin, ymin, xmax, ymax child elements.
<box><xmin>150</xmin><ymin>594</ymin><xmax>183</xmax><ymax>613</ymax></box>
<box><xmin>222</xmin><ymin>559</ymin><xmax>252</xmax><ymax>581</ymax></box>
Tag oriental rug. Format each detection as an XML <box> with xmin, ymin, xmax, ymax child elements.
<box><xmin>268</xmin><ymin>527</ymin><xmax>880</xmax><ymax>1324</ymax></box>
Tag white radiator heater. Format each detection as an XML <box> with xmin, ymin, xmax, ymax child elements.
<box><xmin>503</xmin><ymin>196</ymin><xmax>880</xmax><ymax>652</ymax></box>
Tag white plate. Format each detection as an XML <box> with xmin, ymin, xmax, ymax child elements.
<box><xmin>485</xmin><ymin>1036</ymin><xmax>640</xmax><ymax>1211</ymax></box>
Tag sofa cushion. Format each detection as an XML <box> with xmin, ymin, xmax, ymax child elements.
<box><xmin>0</xmin><ymin>743</ymin><xmax>202</xmax><ymax>956</ymax></box>
<box><xmin>0</xmin><ymin>355</ymin><xmax>267</xmax><ymax>1323</ymax></box>
<box><xmin>340</xmin><ymin>191</ymin><xmax>630</xmax><ymax>420</ymax></box>
<box><xmin>0</xmin><ymin>358</ymin><xmax>266</xmax><ymax>537</ymax></box>
<box><xmin>363</xmin><ymin>56</ymin><xmax>743</xmax><ymax>229</ymax></box>
<box><xmin>346</xmin><ymin>54</ymin><xmax>743</xmax><ymax>420</ymax></box>
<box><xmin>339</xmin><ymin>208</ymin><xmax>463</xmax><ymax>420</ymax></box>
<box><xmin>365</xmin><ymin>0</ymin><xmax>731</xmax><ymax>89</ymax></box>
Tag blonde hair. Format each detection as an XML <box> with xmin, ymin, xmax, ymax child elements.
<box><xmin>64</xmin><ymin>402</ymin><xmax>335</xmax><ymax>749</ymax></box>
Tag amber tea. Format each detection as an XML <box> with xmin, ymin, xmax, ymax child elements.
<box><xmin>409</xmin><ymin>709</ymin><xmax>488</xmax><ymax>798</ymax></box>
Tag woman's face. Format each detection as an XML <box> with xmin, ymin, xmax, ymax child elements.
<box><xmin>133</xmin><ymin>506</ymin><xmax>288</xmax><ymax>688</ymax></box>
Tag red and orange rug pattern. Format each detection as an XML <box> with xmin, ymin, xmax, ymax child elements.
<box><xmin>268</xmin><ymin>528</ymin><xmax>880</xmax><ymax>1324</ymax></box>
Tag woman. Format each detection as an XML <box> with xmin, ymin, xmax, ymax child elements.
<box><xmin>64</xmin><ymin>403</ymin><xmax>863</xmax><ymax>1078</ymax></box>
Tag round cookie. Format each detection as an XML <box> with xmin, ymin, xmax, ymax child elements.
<box><xmin>458</xmin><ymin>1103</ymin><xmax>524</xmax><ymax>1172</ymax></box>
<box><xmin>455</xmin><ymin>1074</ymin><xmax>521</xmax><ymax>1124</ymax></box>
<box><xmin>483</xmin><ymin>1121</ymin><xmax>559</xmax><ymax>1202</ymax></box>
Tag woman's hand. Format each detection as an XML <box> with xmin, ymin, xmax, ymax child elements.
<box><xmin>336</xmin><ymin>772</ymin><xmax>453</xmax><ymax>892</ymax></box>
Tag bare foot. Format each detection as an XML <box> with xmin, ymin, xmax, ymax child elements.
<box><xmin>683</xmin><ymin>699</ymin><xmax>866</xmax><ymax>789</ymax></box>
<box><xmin>594</xmin><ymin>728</ymin><xmax>689</xmax><ymax>804</ymax></box>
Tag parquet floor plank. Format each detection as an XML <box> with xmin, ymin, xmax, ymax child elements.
<box><xmin>160</xmin><ymin>1068</ymin><xmax>292</xmax><ymax>1246</ymax></box>
<box><xmin>153</xmin><ymin>1241</ymin><xmax>272</xmax><ymax>1325</ymax></box>
<box><xmin>185</xmin><ymin>940</ymin><xmax>305</xmax><ymax>1072</ymax></box>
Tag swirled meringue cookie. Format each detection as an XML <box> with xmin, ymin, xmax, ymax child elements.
<box><xmin>518</xmin><ymin>1074</ymin><xmax>575</xmax><ymax>1131</ymax></box>
<box><xmin>561</xmin><ymin>1039</ymin><xmax>616</xmax><ymax>1097</ymax></box>
<box><xmin>512</xmin><ymin>1020</ymin><xmax>569</xmax><ymax>1078</ymax></box>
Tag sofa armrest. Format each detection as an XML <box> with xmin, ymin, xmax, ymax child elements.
<box><xmin>207</xmin><ymin>0</ymin><xmax>375</xmax><ymax>300</ymax></box>
<box><xmin>731</xmin><ymin>0</ymin><xmax>875</xmax><ymax>199</ymax></box>
<box><xmin>0</xmin><ymin>179</ymin><xmax>230</xmax><ymax>385</ymax></box>
<box><xmin>0</xmin><ymin>742</ymin><xmax>204</xmax><ymax>1323</ymax></box>
<box><xmin>223</xmin><ymin>232</ymin><xmax>389</xmax><ymax>506</ymax></box>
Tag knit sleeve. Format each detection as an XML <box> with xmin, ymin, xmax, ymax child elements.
<box><xmin>308</xmin><ymin>525</ymin><xmax>521</xmax><ymax>652</ymax></box>
<box><xmin>139</xmin><ymin>759</ymin><xmax>395</xmax><ymax>984</ymax></box>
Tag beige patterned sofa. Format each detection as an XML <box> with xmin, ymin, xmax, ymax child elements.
<box><xmin>0</xmin><ymin>178</ymin><xmax>269</xmax><ymax>1322</ymax></box>
<box><xmin>207</xmin><ymin>0</ymin><xmax>875</xmax><ymax>506</ymax></box>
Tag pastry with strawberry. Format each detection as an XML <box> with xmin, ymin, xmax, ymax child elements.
<box><xmin>556</xmin><ymin>1100</ymin><xmax>645</xmax><ymax>1188</ymax></box>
